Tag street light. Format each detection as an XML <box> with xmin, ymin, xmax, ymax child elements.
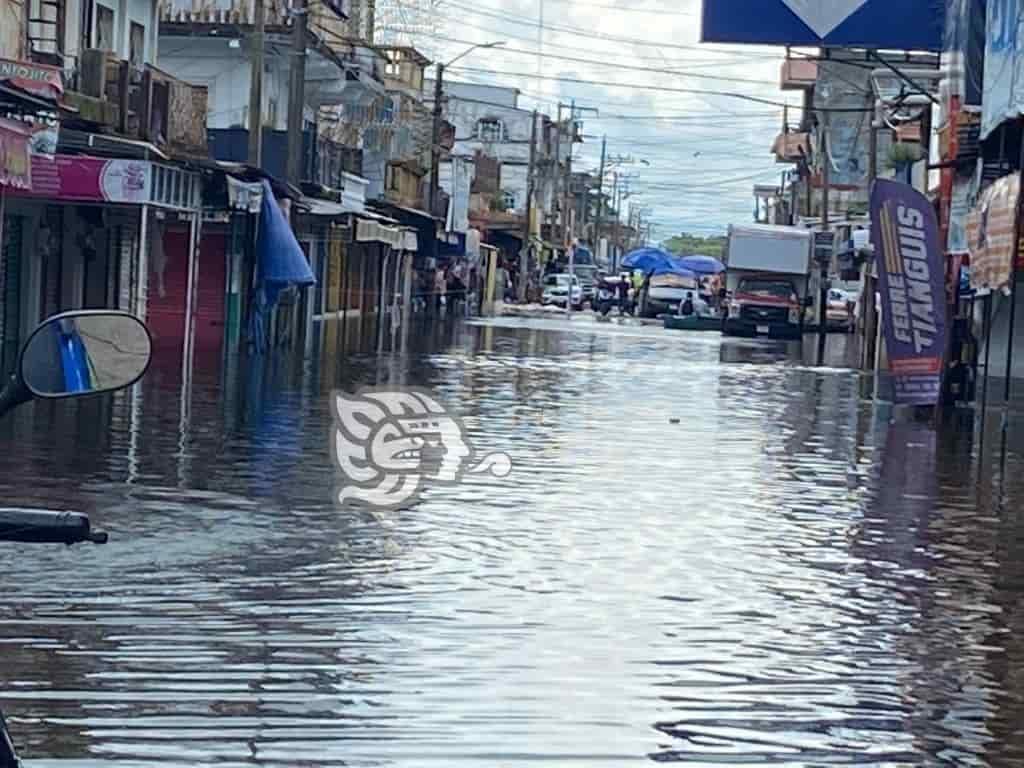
<box><xmin>429</xmin><ymin>41</ymin><xmax>506</xmax><ymax>216</ymax></box>
<box><xmin>445</xmin><ymin>40</ymin><xmax>505</xmax><ymax>68</ymax></box>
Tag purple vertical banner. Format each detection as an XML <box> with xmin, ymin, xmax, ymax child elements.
<box><xmin>869</xmin><ymin>179</ymin><xmax>948</xmax><ymax>405</ymax></box>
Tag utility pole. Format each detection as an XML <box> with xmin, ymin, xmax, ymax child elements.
<box><xmin>563</xmin><ymin>99</ymin><xmax>575</xmax><ymax>246</ymax></box>
<box><xmin>610</xmin><ymin>171</ymin><xmax>619</xmax><ymax>271</ymax></box>
<box><xmin>595</xmin><ymin>135</ymin><xmax>606</xmax><ymax>259</ymax></box>
<box><xmin>429</xmin><ymin>63</ymin><xmax>444</xmax><ymax>216</ymax></box>
<box><xmin>427</xmin><ymin>43</ymin><xmax>504</xmax><ymax>220</ymax></box>
<box><xmin>817</xmin><ymin>109</ymin><xmax>831</xmax><ymax>365</ymax></box>
<box><xmin>863</xmin><ymin>100</ymin><xmax>879</xmax><ymax>372</ymax></box>
<box><xmin>613</xmin><ymin>178</ymin><xmax>622</xmax><ymax>270</ymax></box>
<box><xmin>553</xmin><ymin>102</ymin><xmax>563</xmax><ymax>252</ymax></box>
<box><xmin>285</xmin><ymin>0</ymin><xmax>307</xmax><ymax>184</ymax></box>
<box><xmin>519</xmin><ymin>109</ymin><xmax>537</xmax><ymax>303</ymax></box>
<box><xmin>248</xmin><ymin>0</ymin><xmax>264</xmax><ymax>166</ymax></box>
<box><xmin>564</xmin><ymin>100</ymin><xmax>576</xmax><ymax>317</ymax></box>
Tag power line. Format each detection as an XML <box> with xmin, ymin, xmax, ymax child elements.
<box><xmin>438</xmin><ymin>0</ymin><xmax>781</xmax><ymax>56</ymax></box>
<box><xmin>447</xmin><ymin>66</ymin><xmax>835</xmax><ymax>111</ymax></box>
<box><xmin>516</xmin><ymin>0</ymin><xmax>698</xmax><ymax>16</ymax></box>
<box><xmin>407</xmin><ymin>32</ymin><xmax>780</xmax><ymax>85</ymax></box>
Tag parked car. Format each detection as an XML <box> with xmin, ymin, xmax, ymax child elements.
<box><xmin>542</xmin><ymin>274</ymin><xmax>583</xmax><ymax>309</ymax></box>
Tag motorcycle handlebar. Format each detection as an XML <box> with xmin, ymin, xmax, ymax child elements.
<box><xmin>0</xmin><ymin>509</ymin><xmax>107</xmax><ymax>545</ymax></box>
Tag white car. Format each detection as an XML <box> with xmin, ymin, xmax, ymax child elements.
<box><xmin>826</xmin><ymin>288</ymin><xmax>859</xmax><ymax>331</ymax></box>
<box><xmin>542</xmin><ymin>274</ymin><xmax>583</xmax><ymax>308</ymax></box>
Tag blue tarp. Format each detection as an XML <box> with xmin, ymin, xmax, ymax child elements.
<box><xmin>651</xmin><ymin>263</ymin><xmax>696</xmax><ymax>280</ymax></box>
<box><xmin>249</xmin><ymin>180</ymin><xmax>315</xmax><ymax>352</ymax></box>
<box><xmin>676</xmin><ymin>254</ymin><xmax>726</xmax><ymax>275</ymax></box>
<box><xmin>621</xmin><ymin>247</ymin><xmax>677</xmax><ymax>274</ymax></box>
<box><xmin>257</xmin><ymin>180</ymin><xmax>315</xmax><ymax>304</ymax></box>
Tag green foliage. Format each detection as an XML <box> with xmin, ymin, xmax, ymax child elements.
<box><xmin>885</xmin><ymin>142</ymin><xmax>923</xmax><ymax>170</ymax></box>
<box><xmin>663</xmin><ymin>233</ymin><xmax>727</xmax><ymax>258</ymax></box>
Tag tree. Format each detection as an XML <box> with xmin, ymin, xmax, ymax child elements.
<box><xmin>663</xmin><ymin>232</ymin><xmax>727</xmax><ymax>259</ymax></box>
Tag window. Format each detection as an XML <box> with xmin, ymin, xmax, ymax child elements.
<box><xmin>477</xmin><ymin>118</ymin><xmax>503</xmax><ymax>142</ymax></box>
<box><xmin>95</xmin><ymin>5</ymin><xmax>114</xmax><ymax>51</ymax></box>
<box><xmin>129</xmin><ymin>22</ymin><xmax>145</xmax><ymax>66</ymax></box>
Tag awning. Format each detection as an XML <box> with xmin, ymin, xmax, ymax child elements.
<box><xmin>356</xmin><ymin>216</ymin><xmax>405</xmax><ymax>248</ymax></box>
<box><xmin>371</xmin><ymin>199</ymin><xmax>441</xmax><ymax>222</ymax></box>
<box><xmin>58</xmin><ymin>128</ymin><xmax>169</xmax><ymax>160</ymax></box>
<box><xmin>0</xmin><ymin>118</ymin><xmax>32</xmax><ymax>190</ymax></box>
<box><xmin>300</xmin><ymin>195</ymin><xmax>377</xmax><ymax>218</ymax></box>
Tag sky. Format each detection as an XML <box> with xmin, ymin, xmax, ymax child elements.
<box><xmin>374</xmin><ymin>0</ymin><xmax>804</xmax><ymax>243</ymax></box>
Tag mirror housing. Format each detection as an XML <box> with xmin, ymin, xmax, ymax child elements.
<box><xmin>20</xmin><ymin>310</ymin><xmax>152</xmax><ymax>399</ymax></box>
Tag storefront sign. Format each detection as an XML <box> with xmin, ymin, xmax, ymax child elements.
<box><xmin>0</xmin><ymin>56</ymin><xmax>63</xmax><ymax>100</ymax></box>
<box><xmin>0</xmin><ymin>118</ymin><xmax>32</xmax><ymax>190</ymax></box>
<box><xmin>869</xmin><ymin>179</ymin><xmax>948</xmax><ymax>406</ymax></box>
<box><xmin>22</xmin><ymin>155</ymin><xmax>151</xmax><ymax>203</ymax></box>
<box><xmin>965</xmin><ymin>172</ymin><xmax>1023</xmax><ymax>291</ymax></box>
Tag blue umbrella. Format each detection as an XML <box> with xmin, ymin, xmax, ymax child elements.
<box><xmin>676</xmin><ymin>254</ymin><xmax>726</xmax><ymax>275</ymax></box>
<box><xmin>651</xmin><ymin>263</ymin><xmax>697</xmax><ymax>280</ymax></box>
<box><xmin>621</xmin><ymin>247</ymin><xmax>676</xmax><ymax>274</ymax></box>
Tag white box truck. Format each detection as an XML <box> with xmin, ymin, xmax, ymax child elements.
<box><xmin>723</xmin><ymin>224</ymin><xmax>813</xmax><ymax>339</ymax></box>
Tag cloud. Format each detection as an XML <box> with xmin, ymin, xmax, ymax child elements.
<box><xmin>379</xmin><ymin>0</ymin><xmax>799</xmax><ymax>241</ymax></box>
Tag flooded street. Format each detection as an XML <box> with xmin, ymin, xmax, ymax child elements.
<box><xmin>2</xmin><ymin>315</ymin><xmax>1024</xmax><ymax>766</ymax></box>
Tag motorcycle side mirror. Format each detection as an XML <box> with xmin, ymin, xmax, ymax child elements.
<box><xmin>21</xmin><ymin>310</ymin><xmax>152</xmax><ymax>397</ymax></box>
<box><xmin>0</xmin><ymin>310</ymin><xmax>152</xmax><ymax>418</ymax></box>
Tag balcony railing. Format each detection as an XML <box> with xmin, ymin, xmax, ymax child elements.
<box><xmin>159</xmin><ymin>0</ymin><xmax>350</xmax><ymax>26</ymax></box>
<box><xmin>67</xmin><ymin>49</ymin><xmax>209</xmax><ymax>156</ymax></box>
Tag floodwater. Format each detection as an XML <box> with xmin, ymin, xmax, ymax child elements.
<box><xmin>2</xmin><ymin>314</ymin><xmax>1024</xmax><ymax>767</ymax></box>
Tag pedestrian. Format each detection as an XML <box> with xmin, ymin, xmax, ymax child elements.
<box><xmin>680</xmin><ymin>292</ymin><xmax>695</xmax><ymax>317</ymax></box>
<box><xmin>617</xmin><ymin>272</ymin><xmax>630</xmax><ymax>315</ymax></box>
<box><xmin>434</xmin><ymin>266</ymin><xmax>446</xmax><ymax>315</ymax></box>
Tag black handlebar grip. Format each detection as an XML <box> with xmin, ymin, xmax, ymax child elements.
<box><xmin>0</xmin><ymin>508</ymin><xmax>107</xmax><ymax>545</ymax></box>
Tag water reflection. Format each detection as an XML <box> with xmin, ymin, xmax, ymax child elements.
<box><xmin>0</xmin><ymin>316</ymin><xmax>1022</xmax><ymax>766</ymax></box>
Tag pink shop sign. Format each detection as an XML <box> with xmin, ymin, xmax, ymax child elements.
<box><xmin>18</xmin><ymin>155</ymin><xmax>151</xmax><ymax>203</ymax></box>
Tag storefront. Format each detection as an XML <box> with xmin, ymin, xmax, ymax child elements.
<box><xmin>300</xmin><ymin>199</ymin><xmax>417</xmax><ymax>358</ymax></box>
<box><xmin>1</xmin><ymin>153</ymin><xmax>202</xmax><ymax>376</ymax></box>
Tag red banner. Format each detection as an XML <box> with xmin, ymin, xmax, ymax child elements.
<box><xmin>0</xmin><ymin>56</ymin><xmax>63</xmax><ymax>100</ymax></box>
<box><xmin>0</xmin><ymin>118</ymin><xmax>32</xmax><ymax>190</ymax></box>
<box><xmin>12</xmin><ymin>155</ymin><xmax>151</xmax><ymax>203</ymax></box>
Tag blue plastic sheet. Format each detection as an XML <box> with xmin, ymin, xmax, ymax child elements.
<box><xmin>676</xmin><ymin>254</ymin><xmax>725</xmax><ymax>275</ymax></box>
<box><xmin>620</xmin><ymin>247</ymin><xmax>676</xmax><ymax>274</ymax></box>
<box><xmin>257</xmin><ymin>180</ymin><xmax>315</xmax><ymax>304</ymax></box>
<box><xmin>249</xmin><ymin>180</ymin><xmax>316</xmax><ymax>352</ymax></box>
